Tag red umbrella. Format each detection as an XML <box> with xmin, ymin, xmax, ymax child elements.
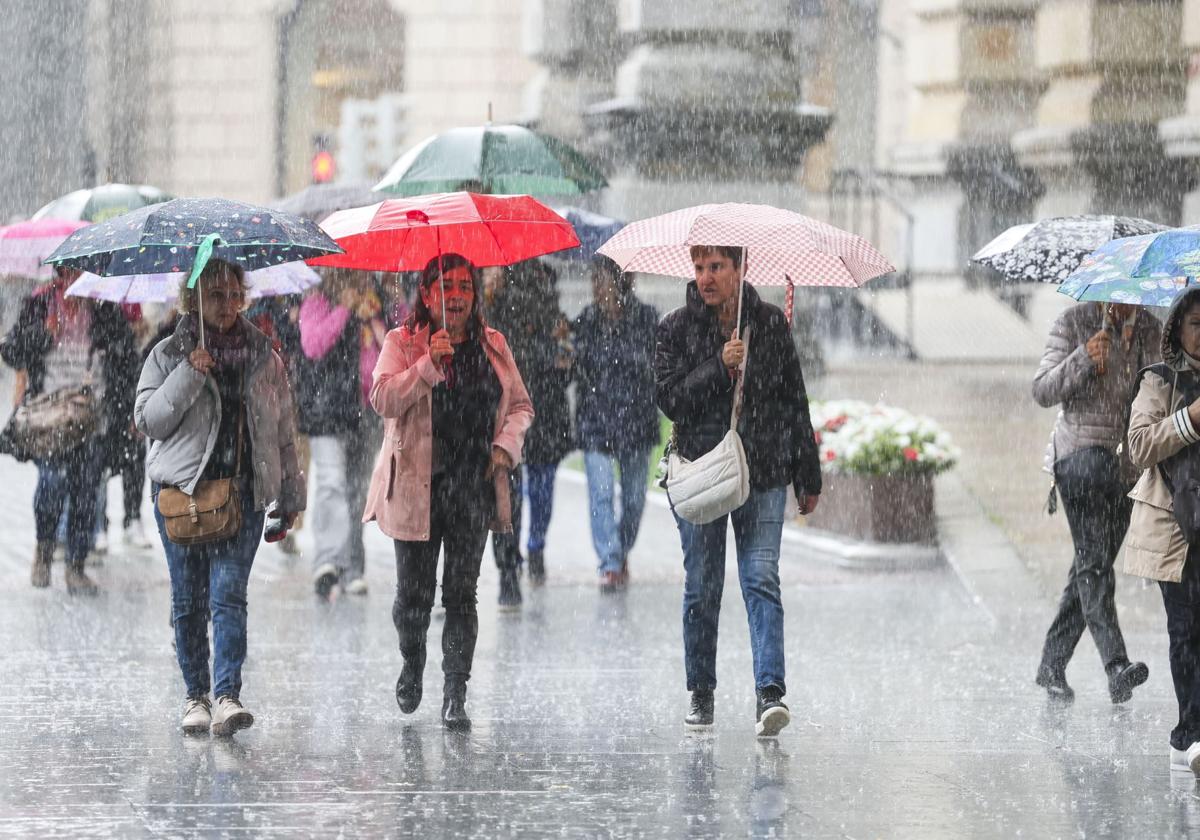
<box><xmin>308</xmin><ymin>191</ymin><xmax>580</xmax><ymax>272</ymax></box>
<box><xmin>310</xmin><ymin>191</ymin><xmax>579</xmax><ymax>328</ymax></box>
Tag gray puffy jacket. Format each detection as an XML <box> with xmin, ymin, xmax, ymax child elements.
<box><xmin>135</xmin><ymin>315</ymin><xmax>306</xmax><ymax>514</ymax></box>
<box><xmin>1032</xmin><ymin>301</ymin><xmax>1161</xmax><ymax>467</ymax></box>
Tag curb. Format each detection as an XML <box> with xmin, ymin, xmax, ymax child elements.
<box><xmin>933</xmin><ymin>471</ymin><xmax>1046</xmax><ymax>627</ymax></box>
<box><xmin>780</xmin><ymin>523</ymin><xmax>942</xmax><ymax>572</ymax></box>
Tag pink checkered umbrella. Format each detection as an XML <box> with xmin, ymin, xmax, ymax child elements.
<box><xmin>597</xmin><ymin>202</ymin><xmax>895</xmax><ymax>324</ymax></box>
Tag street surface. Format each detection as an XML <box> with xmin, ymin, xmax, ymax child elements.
<box><xmin>1</xmin><ymin>435</ymin><xmax>1199</xmax><ymax>836</ymax></box>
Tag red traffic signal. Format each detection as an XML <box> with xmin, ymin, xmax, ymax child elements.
<box><xmin>311</xmin><ymin>150</ymin><xmax>336</xmax><ymax>184</ymax></box>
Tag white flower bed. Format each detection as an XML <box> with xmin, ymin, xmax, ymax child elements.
<box><xmin>810</xmin><ymin>400</ymin><xmax>960</xmax><ymax>476</ymax></box>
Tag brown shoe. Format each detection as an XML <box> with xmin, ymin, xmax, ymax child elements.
<box><xmin>30</xmin><ymin>541</ymin><xmax>53</xmax><ymax>588</ymax></box>
<box><xmin>65</xmin><ymin>566</ymin><xmax>99</xmax><ymax>596</ymax></box>
<box><xmin>599</xmin><ymin>570</ymin><xmax>624</xmax><ymax>594</ymax></box>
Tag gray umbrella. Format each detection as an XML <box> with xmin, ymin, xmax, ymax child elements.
<box><xmin>270</xmin><ymin>182</ymin><xmax>378</xmax><ymax>222</ymax></box>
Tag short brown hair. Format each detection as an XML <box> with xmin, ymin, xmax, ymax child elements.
<box><xmin>689</xmin><ymin>245</ymin><xmax>743</xmax><ymax>270</ymax></box>
<box><xmin>177</xmin><ymin>258</ymin><xmax>248</xmax><ymax>314</ymax></box>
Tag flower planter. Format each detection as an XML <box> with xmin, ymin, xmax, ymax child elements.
<box><xmin>805</xmin><ymin>470</ymin><xmax>936</xmax><ymax>545</ymax></box>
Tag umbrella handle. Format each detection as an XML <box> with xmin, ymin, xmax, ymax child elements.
<box><xmin>197</xmin><ymin>273</ymin><xmax>206</xmax><ymax>350</ymax></box>
<box><xmin>735</xmin><ymin>246</ymin><xmax>746</xmax><ymax>337</ymax></box>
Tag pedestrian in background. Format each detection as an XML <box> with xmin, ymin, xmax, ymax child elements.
<box><xmin>655</xmin><ymin>245</ymin><xmax>821</xmax><ymax>738</ymax></box>
<box><xmin>365</xmin><ymin>254</ymin><xmax>533</xmax><ymax>730</ymax></box>
<box><xmin>1032</xmin><ymin>300</ymin><xmax>1158</xmax><ymax>703</ymax></box>
<box><xmin>1125</xmin><ymin>287</ymin><xmax>1200</xmax><ymax>775</ymax></box>
<box><xmin>0</xmin><ymin>266</ymin><xmax>138</xmax><ymax>594</ymax></box>
<box><xmin>136</xmin><ymin>260</ymin><xmax>305</xmax><ymax>736</ymax></box>
<box><xmin>296</xmin><ymin>268</ymin><xmax>387</xmax><ymax>597</ymax></box>
<box><xmin>485</xmin><ymin>259</ymin><xmax>573</xmax><ymax>589</ymax></box>
<box><xmin>573</xmin><ymin>256</ymin><xmax>659</xmax><ymax>592</ymax></box>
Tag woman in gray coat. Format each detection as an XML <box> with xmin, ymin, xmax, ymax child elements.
<box><xmin>1032</xmin><ymin>300</ymin><xmax>1158</xmax><ymax>703</ymax></box>
<box><xmin>135</xmin><ymin>260</ymin><xmax>306</xmax><ymax>737</ymax></box>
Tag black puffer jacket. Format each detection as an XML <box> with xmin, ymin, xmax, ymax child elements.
<box><xmin>655</xmin><ymin>281</ymin><xmax>821</xmax><ymax>497</ymax></box>
<box><xmin>0</xmin><ymin>287</ymin><xmax>139</xmax><ymax>463</ymax></box>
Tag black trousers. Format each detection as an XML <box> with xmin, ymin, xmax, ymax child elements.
<box><xmin>392</xmin><ymin>473</ymin><xmax>489</xmax><ymax>685</ymax></box>
<box><xmin>1161</xmin><ymin>545</ymin><xmax>1200</xmax><ymax>750</ymax></box>
<box><xmin>1039</xmin><ymin>446</ymin><xmax>1132</xmax><ymax>676</ymax></box>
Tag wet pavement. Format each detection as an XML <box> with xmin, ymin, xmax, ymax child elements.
<box><xmin>2</xmin><ymin>451</ymin><xmax>1200</xmax><ymax>837</ymax></box>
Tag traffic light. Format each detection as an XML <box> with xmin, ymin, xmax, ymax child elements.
<box><xmin>311</xmin><ymin>134</ymin><xmax>336</xmax><ymax>184</ymax></box>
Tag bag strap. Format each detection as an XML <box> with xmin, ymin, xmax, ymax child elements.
<box><xmin>729</xmin><ymin>325</ymin><xmax>752</xmax><ymax>431</ymax></box>
<box><xmin>232</xmin><ymin>370</ymin><xmax>245</xmax><ymax>479</ymax></box>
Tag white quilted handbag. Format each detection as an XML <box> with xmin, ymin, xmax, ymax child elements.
<box><xmin>666</xmin><ymin>326</ymin><xmax>751</xmax><ymax>525</ymax></box>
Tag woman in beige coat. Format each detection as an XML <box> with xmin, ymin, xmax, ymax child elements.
<box><xmin>1125</xmin><ymin>285</ymin><xmax>1200</xmax><ymax>777</ymax></box>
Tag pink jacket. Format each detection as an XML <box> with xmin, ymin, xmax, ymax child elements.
<box><xmin>361</xmin><ymin>323</ymin><xmax>535</xmax><ymax>542</ymax></box>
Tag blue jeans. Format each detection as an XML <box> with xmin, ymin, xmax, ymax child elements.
<box><xmin>676</xmin><ymin>486</ymin><xmax>787</xmax><ymax>693</ymax></box>
<box><xmin>152</xmin><ymin>481</ymin><xmax>265</xmax><ymax>700</ymax></box>
<box><xmin>34</xmin><ymin>445</ymin><xmax>103</xmax><ymax>569</ymax></box>
<box><xmin>524</xmin><ymin>463</ymin><xmax>557</xmax><ymax>554</ymax></box>
<box><xmin>584</xmin><ymin>448</ymin><xmax>651</xmax><ymax>574</ymax></box>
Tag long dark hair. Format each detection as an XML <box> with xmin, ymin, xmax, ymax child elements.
<box><xmin>407</xmin><ymin>253</ymin><xmax>486</xmax><ymax>337</ymax></box>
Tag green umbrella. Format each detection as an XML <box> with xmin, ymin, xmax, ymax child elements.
<box><xmin>373</xmin><ymin>124</ymin><xmax>607</xmax><ymax>197</ymax></box>
<box><xmin>31</xmin><ymin>182</ymin><xmax>172</xmax><ymax>223</ymax></box>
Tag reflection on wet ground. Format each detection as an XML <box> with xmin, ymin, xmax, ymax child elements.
<box><xmin>1</xmin><ymin>464</ymin><xmax>1199</xmax><ymax>837</ymax></box>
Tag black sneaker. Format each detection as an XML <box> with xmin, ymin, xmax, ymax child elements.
<box><xmin>528</xmin><ymin>550</ymin><xmax>546</xmax><ymax>586</ymax></box>
<box><xmin>755</xmin><ymin>686</ymin><xmax>790</xmax><ymax>737</ymax></box>
<box><xmin>1035</xmin><ymin>667</ymin><xmax>1075</xmax><ymax>702</ymax></box>
<box><xmin>685</xmin><ymin>690</ymin><xmax>714</xmax><ymax>729</ymax></box>
<box><xmin>1109</xmin><ymin>661</ymin><xmax>1149</xmax><ymax>704</ymax></box>
<box><xmin>313</xmin><ymin>563</ymin><xmax>339</xmax><ymax>598</ymax></box>
<box><xmin>498</xmin><ymin>567</ymin><xmax>522</xmax><ymax>611</ymax></box>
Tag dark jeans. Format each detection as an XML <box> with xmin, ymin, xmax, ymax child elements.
<box><xmin>121</xmin><ymin>437</ymin><xmax>146</xmax><ymax>528</ymax></box>
<box><xmin>1161</xmin><ymin>545</ymin><xmax>1200</xmax><ymax>750</ymax></box>
<box><xmin>393</xmin><ymin>473</ymin><xmax>489</xmax><ymax>685</ymax></box>
<box><xmin>34</xmin><ymin>444</ymin><xmax>104</xmax><ymax>569</ymax></box>
<box><xmin>491</xmin><ymin>467</ymin><xmax>522</xmax><ymax>572</ymax></box>
<box><xmin>676</xmin><ymin>486</ymin><xmax>787</xmax><ymax>693</ymax></box>
<box><xmin>152</xmin><ymin>480</ymin><xmax>265</xmax><ymax>700</ymax></box>
<box><xmin>524</xmin><ymin>462</ymin><xmax>557</xmax><ymax>554</ymax></box>
<box><xmin>1039</xmin><ymin>446</ymin><xmax>1132</xmax><ymax>677</ymax></box>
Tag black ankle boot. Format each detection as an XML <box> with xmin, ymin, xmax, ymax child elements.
<box><xmin>442</xmin><ymin>682</ymin><xmax>470</xmax><ymax>731</ymax></box>
<box><xmin>685</xmin><ymin>690</ymin><xmax>714</xmax><ymax>728</ymax></box>
<box><xmin>1035</xmin><ymin>667</ymin><xmax>1074</xmax><ymax>702</ymax></box>
<box><xmin>528</xmin><ymin>550</ymin><xmax>546</xmax><ymax>586</ymax></box>
<box><xmin>498</xmin><ymin>567</ymin><xmax>522</xmax><ymax>610</ymax></box>
<box><xmin>1108</xmin><ymin>661</ymin><xmax>1149</xmax><ymax>704</ymax></box>
<box><xmin>396</xmin><ymin>649</ymin><xmax>426</xmax><ymax>714</ymax></box>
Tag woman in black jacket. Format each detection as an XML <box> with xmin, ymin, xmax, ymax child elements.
<box><xmin>655</xmin><ymin>245</ymin><xmax>821</xmax><ymax>738</ymax></box>
<box><xmin>0</xmin><ymin>267</ymin><xmax>139</xmax><ymax>594</ymax></box>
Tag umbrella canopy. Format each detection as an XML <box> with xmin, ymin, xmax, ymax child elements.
<box><xmin>65</xmin><ymin>261</ymin><xmax>322</xmax><ymax>304</ymax></box>
<box><xmin>1059</xmin><ymin>230</ymin><xmax>1200</xmax><ymax>306</ymax></box>
<box><xmin>373</xmin><ymin>124</ymin><xmax>607</xmax><ymax>197</ymax></box>
<box><xmin>32</xmin><ymin>182</ymin><xmax>172</xmax><ymax>223</ymax></box>
<box><xmin>596</xmin><ymin>203</ymin><xmax>895</xmax><ymax>287</ymax></box>
<box><xmin>270</xmin><ymin>181</ymin><xmax>378</xmax><ymax>222</ymax></box>
<box><xmin>310</xmin><ymin>192</ymin><xmax>580</xmax><ymax>272</ymax></box>
<box><xmin>1127</xmin><ymin>228</ymin><xmax>1200</xmax><ymax>279</ymax></box>
<box><xmin>0</xmin><ymin>219</ymin><xmax>89</xmax><ymax>279</ymax></box>
<box><xmin>549</xmin><ymin>205</ymin><xmax>625</xmax><ymax>261</ymax></box>
<box><xmin>971</xmin><ymin>214</ymin><xmax>1166</xmax><ymax>283</ymax></box>
<box><xmin>44</xmin><ymin>197</ymin><xmax>342</xmax><ymax>279</ymax></box>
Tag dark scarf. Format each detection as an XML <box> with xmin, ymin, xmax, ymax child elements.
<box><xmin>183</xmin><ymin>314</ymin><xmax>251</xmax><ymax>369</ymax></box>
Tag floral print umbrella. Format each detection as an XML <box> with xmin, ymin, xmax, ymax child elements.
<box><xmin>1059</xmin><ymin>232</ymin><xmax>1197</xmax><ymax>306</ymax></box>
<box><xmin>971</xmin><ymin>215</ymin><xmax>1166</xmax><ymax>283</ymax></box>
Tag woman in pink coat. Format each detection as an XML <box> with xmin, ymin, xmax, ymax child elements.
<box><xmin>363</xmin><ymin>253</ymin><xmax>534</xmax><ymax>730</ymax></box>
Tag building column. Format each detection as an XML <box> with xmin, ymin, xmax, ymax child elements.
<box><xmin>582</xmin><ymin>0</ymin><xmax>832</xmax><ymax>221</ymax></box>
<box><xmin>888</xmin><ymin>0</ymin><xmax>1042</xmax><ymax>278</ymax></box>
<box><xmin>1014</xmin><ymin>0</ymin><xmax>1188</xmax><ymax>224</ymax></box>
<box><xmin>1161</xmin><ymin>0</ymin><xmax>1200</xmax><ymax>222</ymax></box>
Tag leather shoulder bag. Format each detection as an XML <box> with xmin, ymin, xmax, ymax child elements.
<box><xmin>157</xmin><ymin>373</ymin><xmax>245</xmax><ymax>546</ymax></box>
<box><xmin>666</xmin><ymin>326</ymin><xmax>752</xmax><ymax>525</ymax></box>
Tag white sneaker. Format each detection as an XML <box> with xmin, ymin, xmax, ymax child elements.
<box><xmin>124</xmin><ymin>519</ymin><xmax>153</xmax><ymax>549</ymax></box>
<box><xmin>182</xmin><ymin>696</ymin><xmax>211</xmax><ymax>735</ymax></box>
<box><xmin>94</xmin><ymin>531</ymin><xmax>109</xmax><ymax>555</ymax></box>
<box><xmin>1170</xmin><ymin>746</ymin><xmax>1189</xmax><ymax>772</ymax></box>
<box><xmin>312</xmin><ymin>562</ymin><xmax>339</xmax><ymax>596</ymax></box>
<box><xmin>1187</xmin><ymin>742</ymin><xmax>1200</xmax><ymax>777</ymax></box>
<box><xmin>211</xmin><ymin>696</ymin><xmax>254</xmax><ymax>737</ymax></box>
<box><xmin>343</xmin><ymin>577</ymin><xmax>369</xmax><ymax>596</ymax></box>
